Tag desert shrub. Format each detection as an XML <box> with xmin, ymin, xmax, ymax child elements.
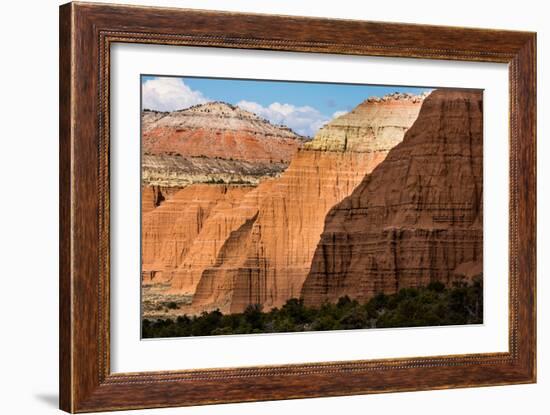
<box><xmin>142</xmin><ymin>281</ymin><xmax>483</xmax><ymax>338</ymax></box>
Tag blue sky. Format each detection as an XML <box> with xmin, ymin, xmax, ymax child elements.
<box><xmin>141</xmin><ymin>75</ymin><xmax>432</xmax><ymax>136</ymax></box>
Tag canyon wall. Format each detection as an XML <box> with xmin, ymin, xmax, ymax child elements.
<box><xmin>305</xmin><ymin>92</ymin><xmax>428</xmax><ymax>152</ymax></box>
<box><xmin>141</xmin><ymin>102</ymin><xmax>305</xmax><ymax>286</ymax></box>
<box><xmin>142</xmin><ymin>184</ymin><xmax>253</xmax><ymax>284</ymax></box>
<box><xmin>142</xmin><ymin>185</ymin><xmax>182</xmax><ymax>215</ymax></box>
<box><xmin>301</xmin><ymin>89</ymin><xmax>483</xmax><ymax>306</ymax></box>
<box><xmin>166</xmin><ymin>184</ymin><xmax>269</xmax><ymax>295</ymax></box>
<box><xmin>174</xmin><ymin>94</ymin><xmax>426</xmax><ymax>313</ymax></box>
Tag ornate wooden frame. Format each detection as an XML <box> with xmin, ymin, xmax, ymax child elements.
<box><xmin>59</xmin><ymin>2</ymin><xmax>536</xmax><ymax>412</ymax></box>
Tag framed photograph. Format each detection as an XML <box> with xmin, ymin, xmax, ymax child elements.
<box><xmin>59</xmin><ymin>2</ymin><xmax>536</xmax><ymax>412</ymax></box>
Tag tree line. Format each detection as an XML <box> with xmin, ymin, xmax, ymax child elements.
<box><xmin>142</xmin><ymin>278</ymin><xmax>483</xmax><ymax>338</ymax></box>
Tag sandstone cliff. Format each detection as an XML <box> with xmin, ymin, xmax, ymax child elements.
<box><xmin>141</xmin><ymin>184</ymin><xmax>253</xmax><ymax>284</ymax></box>
<box><xmin>301</xmin><ymin>89</ymin><xmax>483</xmax><ymax>306</ymax></box>
<box><xmin>167</xmin><ymin>183</ymin><xmax>271</xmax><ymax>295</ymax></box>
<box><xmin>189</xmin><ymin>151</ymin><xmax>389</xmax><ymax>313</ymax></box>
<box><xmin>141</xmin><ymin>102</ymin><xmax>306</xmax><ymax>288</ymax></box>
<box><xmin>142</xmin><ymin>185</ymin><xmax>182</xmax><ymax>215</ymax></box>
<box><xmin>171</xmin><ymin>93</ymin><xmax>426</xmax><ymax>313</ymax></box>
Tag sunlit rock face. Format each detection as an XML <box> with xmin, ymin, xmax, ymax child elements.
<box><xmin>305</xmin><ymin>92</ymin><xmax>429</xmax><ymax>153</ymax></box>
<box><xmin>141</xmin><ymin>101</ymin><xmax>306</xmax><ymax>289</ymax></box>
<box><xmin>141</xmin><ymin>184</ymin><xmax>253</xmax><ymax>285</ymax></box>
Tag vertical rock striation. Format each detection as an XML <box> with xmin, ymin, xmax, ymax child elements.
<box><xmin>142</xmin><ymin>185</ymin><xmax>182</xmax><ymax>215</ymax></box>
<box><xmin>300</xmin><ymin>89</ymin><xmax>483</xmax><ymax>306</ymax></box>
<box><xmin>141</xmin><ymin>101</ymin><xmax>306</xmax><ymax>288</ymax></box>
<box><xmin>168</xmin><ymin>184</ymin><xmax>269</xmax><ymax>295</ymax></box>
<box><xmin>141</xmin><ymin>184</ymin><xmax>253</xmax><ymax>284</ymax></box>
<box><xmin>177</xmin><ymin>94</ymin><xmax>426</xmax><ymax>313</ymax></box>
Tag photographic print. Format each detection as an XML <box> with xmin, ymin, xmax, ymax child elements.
<box><xmin>59</xmin><ymin>5</ymin><xmax>537</xmax><ymax>410</ymax></box>
<box><xmin>140</xmin><ymin>76</ymin><xmax>483</xmax><ymax>338</ymax></box>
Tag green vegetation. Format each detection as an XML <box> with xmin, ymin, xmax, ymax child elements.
<box><xmin>205</xmin><ymin>177</ymin><xmax>226</xmax><ymax>184</ymax></box>
<box><xmin>142</xmin><ymin>279</ymin><xmax>483</xmax><ymax>338</ymax></box>
<box><xmin>166</xmin><ymin>301</ymin><xmax>180</xmax><ymax>310</ymax></box>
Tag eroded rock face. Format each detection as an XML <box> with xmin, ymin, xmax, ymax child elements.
<box><xmin>175</xmin><ymin>94</ymin><xmax>426</xmax><ymax>313</ymax></box>
<box><xmin>167</xmin><ymin>183</ymin><xmax>270</xmax><ymax>295</ymax></box>
<box><xmin>301</xmin><ymin>89</ymin><xmax>483</xmax><ymax>306</ymax></box>
<box><xmin>141</xmin><ymin>102</ymin><xmax>305</xmax><ymax>290</ymax></box>
<box><xmin>141</xmin><ymin>184</ymin><xmax>253</xmax><ymax>284</ymax></box>
<box><xmin>142</xmin><ymin>185</ymin><xmax>182</xmax><ymax>215</ymax></box>
<box><xmin>187</xmin><ymin>151</ymin><xmax>388</xmax><ymax>313</ymax></box>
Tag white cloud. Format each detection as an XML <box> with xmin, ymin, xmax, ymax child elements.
<box><xmin>141</xmin><ymin>78</ymin><xmax>350</xmax><ymax>136</ymax></box>
<box><xmin>237</xmin><ymin>100</ymin><xmax>331</xmax><ymax>137</ymax></box>
<box><xmin>142</xmin><ymin>77</ymin><xmax>207</xmax><ymax>111</ymax></box>
<box><xmin>332</xmin><ymin>110</ymin><xmax>348</xmax><ymax>119</ymax></box>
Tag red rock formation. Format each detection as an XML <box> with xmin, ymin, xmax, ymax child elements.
<box><xmin>300</xmin><ymin>89</ymin><xmax>483</xmax><ymax>306</ymax></box>
<box><xmin>173</xmin><ymin>94</ymin><xmax>426</xmax><ymax>313</ymax></box>
<box><xmin>141</xmin><ymin>184</ymin><xmax>253</xmax><ymax>284</ymax></box>
<box><xmin>188</xmin><ymin>151</ymin><xmax>390</xmax><ymax>313</ymax></box>
<box><xmin>142</xmin><ymin>185</ymin><xmax>182</xmax><ymax>215</ymax></box>
<box><xmin>143</xmin><ymin>102</ymin><xmax>304</xmax><ymax>163</ymax></box>
<box><xmin>141</xmin><ymin>101</ymin><xmax>305</xmax><ymax>287</ymax></box>
<box><xmin>168</xmin><ymin>183</ymin><xmax>270</xmax><ymax>295</ymax></box>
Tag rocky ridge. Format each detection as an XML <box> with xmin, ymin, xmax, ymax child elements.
<box><xmin>142</xmin><ymin>185</ymin><xmax>182</xmax><ymax>215</ymax></box>
<box><xmin>140</xmin><ymin>101</ymin><xmax>307</xmax><ymax>293</ymax></box>
<box><xmin>143</xmin><ymin>102</ymin><xmax>304</xmax><ymax>161</ymax></box>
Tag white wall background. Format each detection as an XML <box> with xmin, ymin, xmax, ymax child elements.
<box><xmin>0</xmin><ymin>0</ymin><xmax>546</xmax><ymax>414</ymax></box>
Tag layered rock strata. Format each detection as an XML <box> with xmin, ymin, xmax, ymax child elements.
<box><xmin>142</xmin><ymin>154</ymin><xmax>288</xmax><ymax>187</ymax></box>
<box><xmin>170</xmin><ymin>93</ymin><xmax>426</xmax><ymax>313</ymax></box>
<box><xmin>306</xmin><ymin>92</ymin><xmax>429</xmax><ymax>152</ymax></box>
<box><xmin>142</xmin><ymin>102</ymin><xmax>305</xmax><ymax>187</ymax></box>
<box><xmin>143</xmin><ymin>102</ymin><xmax>302</xmax><ymax>161</ymax></box>
<box><xmin>188</xmin><ymin>151</ymin><xmax>389</xmax><ymax>313</ymax></box>
<box><xmin>141</xmin><ymin>101</ymin><xmax>307</xmax><ymax>287</ymax></box>
<box><xmin>301</xmin><ymin>89</ymin><xmax>483</xmax><ymax>306</ymax></box>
